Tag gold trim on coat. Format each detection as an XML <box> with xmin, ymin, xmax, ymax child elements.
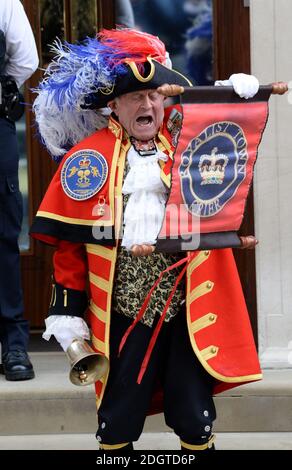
<box><xmin>90</xmin><ymin>300</ymin><xmax>107</xmax><ymax>323</ymax></box>
<box><xmin>189</xmin><ymin>280</ymin><xmax>214</xmax><ymax>304</ymax></box>
<box><xmin>190</xmin><ymin>313</ymin><xmax>217</xmax><ymax>334</ymax></box>
<box><xmin>88</xmin><ymin>135</ymin><xmax>126</xmax><ymax>409</ymax></box>
<box><xmin>86</xmin><ymin>244</ymin><xmax>115</xmax><ymax>261</ymax></box>
<box><xmin>92</xmin><ymin>334</ymin><xmax>106</xmax><ymax>354</ymax></box>
<box><xmin>89</xmin><ymin>272</ymin><xmax>110</xmax><ymax>293</ymax></box>
<box><xmin>186</xmin><ymin>261</ymin><xmax>263</xmax><ymax>383</ymax></box>
<box><xmin>157</xmin><ymin>133</ymin><xmax>173</xmax><ymax>155</ymax></box>
<box><xmin>188</xmin><ymin>250</ymin><xmax>211</xmax><ymax>274</ymax></box>
<box><xmin>36</xmin><ymin>210</ymin><xmax>113</xmax><ymax>226</ymax></box>
<box><xmin>201</xmin><ymin>345</ymin><xmax>219</xmax><ymax>361</ymax></box>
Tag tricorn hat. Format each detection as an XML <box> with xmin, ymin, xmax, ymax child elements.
<box><xmin>83</xmin><ymin>58</ymin><xmax>191</xmax><ymax>108</ymax></box>
<box><xmin>33</xmin><ymin>28</ymin><xmax>191</xmax><ymax>160</ymax></box>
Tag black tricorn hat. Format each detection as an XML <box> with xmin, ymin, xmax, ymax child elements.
<box><xmin>33</xmin><ymin>28</ymin><xmax>193</xmax><ymax>159</ymax></box>
<box><xmin>83</xmin><ymin>58</ymin><xmax>192</xmax><ymax>109</ymax></box>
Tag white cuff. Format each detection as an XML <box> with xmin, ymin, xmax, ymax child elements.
<box><xmin>42</xmin><ymin>315</ymin><xmax>90</xmax><ymax>351</ymax></box>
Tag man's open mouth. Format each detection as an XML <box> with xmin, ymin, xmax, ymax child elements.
<box><xmin>136</xmin><ymin>115</ymin><xmax>153</xmax><ymax>125</ymax></box>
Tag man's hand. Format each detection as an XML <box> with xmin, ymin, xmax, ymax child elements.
<box><xmin>215</xmin><ymin>73</ymin><xmax>260</xmax><ymax>99</ymax></box>
<box><xmin>131</xmin><ymin>244</ymin><xmax>155</xmax><ymax>257</ymax></box>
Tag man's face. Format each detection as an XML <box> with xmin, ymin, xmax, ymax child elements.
<box><xmin>108</xmin><ymin>89</ymin><xmax>165</xmax><ymax>141</ymax></box>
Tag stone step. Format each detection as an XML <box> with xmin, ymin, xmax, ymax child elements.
<box><xmin>1</xmin><ymin>432</ymin><xmax>292</xmax><ymax>450</ymax></box>
<box><xmin>0</xmin><ymin>353</ymin><xmax>292</xmax><ymax>435</ymax></box>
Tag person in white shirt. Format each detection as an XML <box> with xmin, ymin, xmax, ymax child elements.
<box><xmin>0</xmin><ymin>0</ymin><xmax>38</xmax><ymax>381</ymax></box>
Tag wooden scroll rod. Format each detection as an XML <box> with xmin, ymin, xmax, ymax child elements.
<box><xmin>157</xmin><ymin>82</ymin><xmax>289</xmax><ymax>97</ymax></box>
<box><xmin>270</xmin><ymin>81</ymin><xmax>288</xmax><ymax>95</ymax></box>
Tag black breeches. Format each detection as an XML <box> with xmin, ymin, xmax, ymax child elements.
<box><xmin>97</xmin><ymin>308</ymin><xmax>216</xmax><ymax>446</ymax></box>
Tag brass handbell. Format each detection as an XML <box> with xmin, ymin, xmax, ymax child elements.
<box><xmin>66</xmin><ymin>339</ymin><xmax>109</xmax><ymax>386</ymax></box>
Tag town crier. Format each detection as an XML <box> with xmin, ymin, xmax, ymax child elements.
<box><xmin>31</xmin><ymin>28</ymin><xmax>262</xmax><ymax>452</ymax></box>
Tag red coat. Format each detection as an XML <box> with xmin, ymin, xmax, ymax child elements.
<box><xmin>31</xmin><ymin>112</ymin><xmax>262</xmax><ymax>411</ymax></box>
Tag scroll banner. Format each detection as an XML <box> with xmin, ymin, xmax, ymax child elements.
<box><xmin>156</xmin><ymin>86</ymin><xmax>272</xmax><ymax>252</ymax></box>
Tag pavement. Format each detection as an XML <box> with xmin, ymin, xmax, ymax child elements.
<box><xmin>1</xmin><ymin>352</ymin><xmax>292</xmax><ymax>450</ymax></box>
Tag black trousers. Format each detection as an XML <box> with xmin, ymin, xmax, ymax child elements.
<box><xmin>97</xmin><ymin>307</ymin><xmax>216</xmax><ymax>446</ymax></box>
<box><xmin>0</xmin><ymin>117</ymin><xmax>29</xmax><ymax>357</ymax></box>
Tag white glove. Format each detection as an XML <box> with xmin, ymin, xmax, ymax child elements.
<box><xmin>215</xmin><ymin>73</ymin><xmax>259</xmax><ymax>99</ymax></box>
<box><xmin>42</xmin><ymin>315</ymin><xmax>90</xmax><ymax>351</ymax></box>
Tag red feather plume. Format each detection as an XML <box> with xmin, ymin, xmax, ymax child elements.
<box><xmin>97</xmin><ymin>28</ymin><xmax>167</xmax><ymax>66</ymax></box>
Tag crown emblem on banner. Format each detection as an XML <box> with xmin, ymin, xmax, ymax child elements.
<box><xmin>79</xmin><ymin>157</ymin><xmax>91</xmax><ymax>169</ymax></box>
<box><xmin>199</xmin><ymin>147</ymin><xmax>228</xmax><ymax>185</ymax></box>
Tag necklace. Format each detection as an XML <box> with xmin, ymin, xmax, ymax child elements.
<box><xmin>130</xmin><ymin>137</ymin><xmax>157</xmax><ymax>156</ymax></box>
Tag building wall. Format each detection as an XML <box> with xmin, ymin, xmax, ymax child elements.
<box><xmin>250</xmin><ymin>0</ymin><xmax>292</xmax><ymax>367</ymax></box>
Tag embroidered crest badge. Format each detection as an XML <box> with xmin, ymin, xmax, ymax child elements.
<box><xmin>167</xmin><ymin>108</ymin><xmax>183</xmax><ymax>146</ymax></box>
<box><xmin>179</xmin><ymin>122</ymin><xmax>248</xmax><ymax>217</ymax></box>
<box><xmin>61</xmin><ymin>149</ymin><xmax>108</xmax><ymax>201</ymax></box>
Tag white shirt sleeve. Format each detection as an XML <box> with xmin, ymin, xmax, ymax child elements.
<box><xmin>0</xmin><ymin>0</ymin><xmax>39</xmax><ymax>87</ymax></box>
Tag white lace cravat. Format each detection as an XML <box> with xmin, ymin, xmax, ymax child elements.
<box><xmin>121</xmin><ymin>145</ymin><xmax>168</xmax><ymax>250</ymax></box>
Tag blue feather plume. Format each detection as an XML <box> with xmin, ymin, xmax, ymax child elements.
<box><xmin>33</xmin><ymin>37</ymin><xmax>130</xmax><ymax>160</ymax></box>
<box><xmin>38</xmin><ymin>37</ymin><xmax>129</xmax><ymax>110</ymax></box>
